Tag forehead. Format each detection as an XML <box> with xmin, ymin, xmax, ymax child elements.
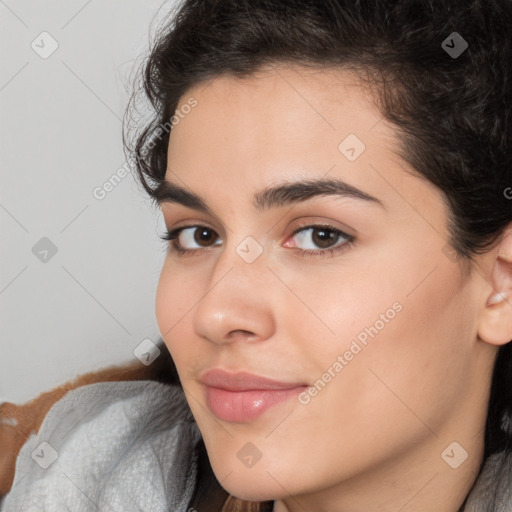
<box><xmin>171</xmin><ymin>64</ymin><xmax>387</xmax><ymax>154</ymax></box>
<box><xmin>165</xmin><ymin>63</ymin><xmax>440</xmax><ymax>219</ymax></box>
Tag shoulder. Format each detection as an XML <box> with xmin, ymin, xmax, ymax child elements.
<box><xmin>1</xmin><ymin>380</ymin><xmax>202</xmax><ymax>511</ymax></box>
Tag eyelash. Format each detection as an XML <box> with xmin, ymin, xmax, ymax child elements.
<box><xmin>159</xmin><ymin>223</ymin><xmax>355</xmax><ymax>259</ymax></box>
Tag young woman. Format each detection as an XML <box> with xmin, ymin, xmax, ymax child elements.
<box><xmin>2</xmin><ymin>0</ymin><xmax>512</xmax><ymax>511</ymax></box>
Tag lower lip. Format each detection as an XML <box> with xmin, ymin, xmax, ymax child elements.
<box><xmin>205</xmin><ymin>386</ymin><xmax>307</xmax><ymax>423</ymax></box>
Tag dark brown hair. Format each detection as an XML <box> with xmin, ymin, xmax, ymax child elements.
<box><xmin>123</xmin><ymin>1</ymin><xmax>512</xmax><ymax>510</ymax></box>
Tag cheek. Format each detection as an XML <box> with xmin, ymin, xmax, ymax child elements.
<box><xmin>325</xmin><ymin>257</ymin><xmax>473</xmax><ymax>433</ymax></box>
<box><xmin>259</xmin><ymin>258</ymin><xmax>472</xmax><ymax>482</ymax></box>
<box><xmin>155</xmin><ymin>261</ymin><xmax>200</xmax><ymax>366</ymax></box>
<box><xmin>274</xmin><ymin>260</ymin><xmax>404</xmax><ymax>374</ymax></box>
<box><xmin>287</xmin><ymin>241</ymin><xmax>472</xmax><ymax>425</ymax></box>
<box><xmin>155</xmin><ymin>262</ymin><xmax>175</xmax><ymax>340</ymax></box>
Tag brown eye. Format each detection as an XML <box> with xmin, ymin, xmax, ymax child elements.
<box><xmin>160</xmin><ymin>225</ymin><xmax>222</xmax><ymax>253</ymax></box>
<box><xmin>193</xmin><ymin>227</ymin><xmax>218</xmax><ymax>247</ymax></box>
<box><xmin>310</xmin><ymin>227</ymin><xmax>339</xmax><ymax>249</ymax></box>
<box><xmin>291</xmin><ymin>225</ymin><xmax>351</xmax><ymax>251</ymax></box>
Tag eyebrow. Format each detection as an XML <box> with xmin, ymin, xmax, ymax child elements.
<box><xmin>152</xmin><ymin>176</ymin><xmax>386</xmax><ymax>213</ymax></box>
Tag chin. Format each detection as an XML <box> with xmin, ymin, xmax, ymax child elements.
<box><xmin>217</xmin><ymin>477</ymin><xmax>284</xmax><ymax>503</ymax></box>
<box><xmin>207</xmin><ymin>450</ymin><xmax>295</xmax><ymax>502</ymax></box>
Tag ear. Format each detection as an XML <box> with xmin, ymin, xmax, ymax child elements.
<box><xmin>477</xmin><ymin>228</ymin><xmax>512</xmax><ymax>346</ymax></box>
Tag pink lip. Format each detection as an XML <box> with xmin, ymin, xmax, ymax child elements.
<box><xmin>201</xmin><ymin>369</ymin><xmax>307</xmax><ymax>423</ymax></box>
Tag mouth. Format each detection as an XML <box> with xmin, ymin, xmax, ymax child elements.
<box><xmin>200</xmin><ymin>369</ymin><xmax>308</xmax><ymax>423</ymax></box>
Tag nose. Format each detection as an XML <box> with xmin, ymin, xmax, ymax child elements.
<box><xmin>192</xmin><ymin>238</ymin><xmax>276</xmax><ymax>346</ymax></box>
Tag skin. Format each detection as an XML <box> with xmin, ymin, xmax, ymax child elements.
<box><xmin>154</xmin><ymin>63</ymin><xmax>512</xmax><ymax>512</ymax></box>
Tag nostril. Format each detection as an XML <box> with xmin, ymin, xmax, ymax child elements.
<box><xmin>227</xmin><ymin>329</ymin><xmax>258</xmax><ymax>341</ymax></box>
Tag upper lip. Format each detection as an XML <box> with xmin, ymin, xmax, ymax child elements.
<box><xmin>200</xmin><ymin>369</ymin><xmax>307</xmax><ymax>391</ymax></box>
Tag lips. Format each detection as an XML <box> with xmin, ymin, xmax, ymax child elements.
<box><xmin>200</xmin><ymin>369</ymin><xmax>306</xmax><ymax>391</ymax></box>
<box><xmin>200</xmin><ymin>369</ymin><xmax>308</xmax><ymax>422</ymax></box>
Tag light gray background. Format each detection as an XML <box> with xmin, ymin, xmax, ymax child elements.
<box><xmin>0</xmin><ymin>0</ymin><xmax>180</xmax><ymax>404</ymax></box>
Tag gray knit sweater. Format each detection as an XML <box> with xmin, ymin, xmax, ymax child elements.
<box><xmin>0</xmin><ymin>380</ymin><xmax>510</xmax><ymax>511</ymax></box>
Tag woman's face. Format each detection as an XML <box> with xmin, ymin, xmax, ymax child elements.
<box><xmin>155</xmin><ymin>64</ymin><xmax>495</xmax><ymax>509</ymax></box>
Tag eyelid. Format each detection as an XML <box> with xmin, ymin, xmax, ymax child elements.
<box><xmin>288</xmin><ymin>217</ymin><xmax>356</xmax><ymax>239</ymax></box>
<box><xmin>284</xmin><ymin>222</ymin><xmax>355</xmax><ymax>254</ymax></box>
<box><xmin>163</xmin><ymin>214</ymin><xmax>355</xmax><ymax>238</ymax></box>
<box><xmin>161</xmin><ymin>224</ymin><xmax>221</xmax><ymax>250</ymax></box>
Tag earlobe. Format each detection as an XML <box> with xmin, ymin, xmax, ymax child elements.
<box><xmin>477</xmin><ymin>229</ymin><xmax>512</xmax><ymax>346</ymax></box>
<box><xmin>486</xmin><ymin>291</ymin><xmax>509</xmax><ymax>307</ymax></box>
<box><xmin>478</xmin><ymin>294</ymin><xmax>512</xmax><ymax>346</ymax></box>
